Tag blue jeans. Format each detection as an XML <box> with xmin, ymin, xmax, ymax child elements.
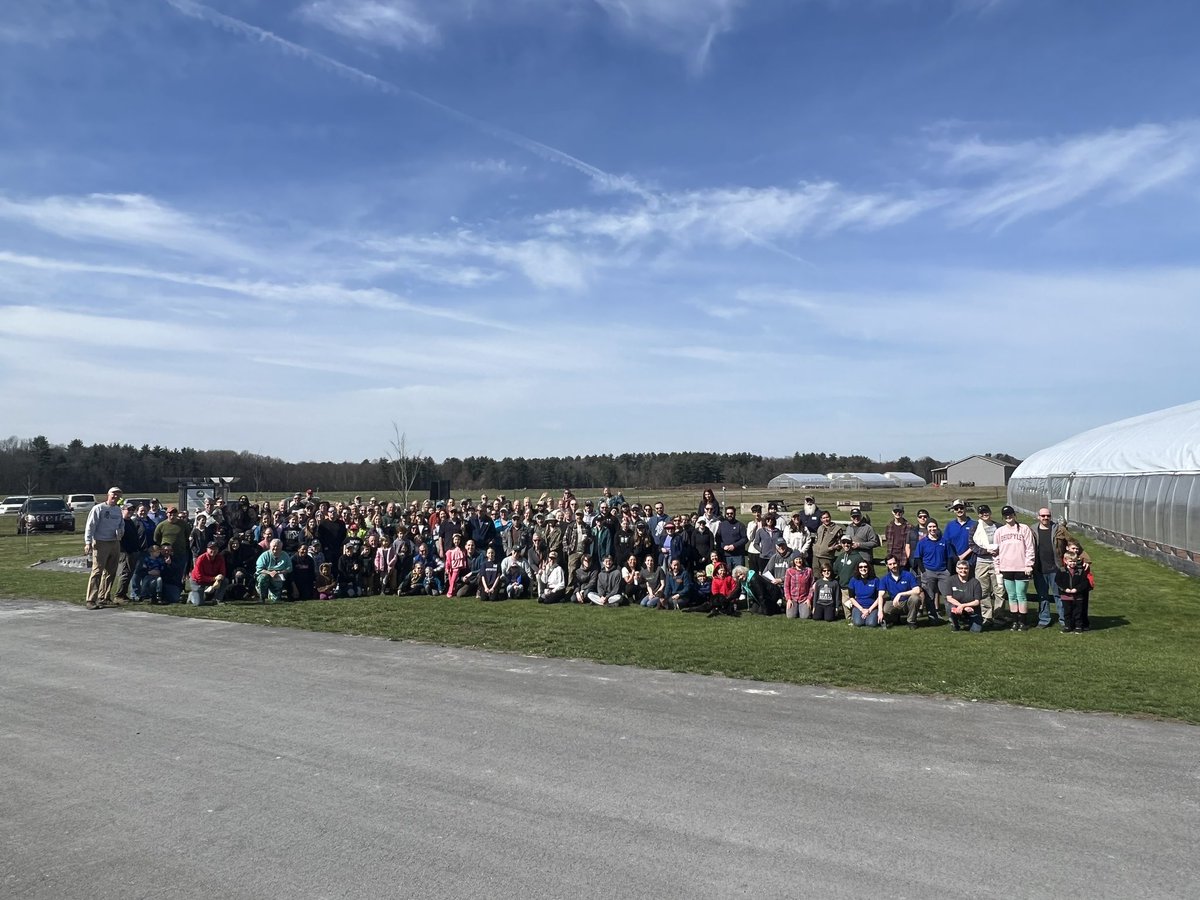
<box><xmin>851</xmin><ymin>607</ymin><xmax>880</xmax><ymax>627</ymax></box>
<box><xmin>1032</xmin><ymin>573</ymin><xmax>1063</xmax><ymax>625</ymax></box>
<box><xmin>945</xmin><ymin>601</ymin><xmax>983</xmax><ymax>631</ymax></box>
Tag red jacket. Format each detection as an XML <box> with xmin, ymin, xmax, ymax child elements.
<box><xmin>191</xmin><ymin>552</ymin><xmax>227</xmax><ymax>585</ymax></box>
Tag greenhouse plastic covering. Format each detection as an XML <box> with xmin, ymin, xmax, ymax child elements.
<box><xmin>1012</xmin><ymin>400</ymin><xmax>1200</xmax><ymax>477</ymax></box>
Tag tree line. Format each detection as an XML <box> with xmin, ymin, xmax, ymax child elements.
<box><xmin>0</xmin><ymin>435</ymin><xmax>1002</xmax><ymax>498</ymax></box>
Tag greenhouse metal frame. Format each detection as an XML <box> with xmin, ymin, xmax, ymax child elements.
<box><xmin>1008</xmin><ymin>401</ymin><xmax>1200</xmax><ymax>577</ymax></box>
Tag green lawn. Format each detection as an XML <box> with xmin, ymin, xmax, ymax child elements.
<box><xmin>4</xmin><ymin>504</ymin><xmax>1198</xmax><ymax>723</ymax></box>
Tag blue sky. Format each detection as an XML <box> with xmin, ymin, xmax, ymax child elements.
<box><xmin>2</xmin><ymin>0</ymin><xmax>1198</xmax><ymax>465</ymax></box>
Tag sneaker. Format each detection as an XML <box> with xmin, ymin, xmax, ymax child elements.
<box><xmin>1036</xmin><ymin>622</ymin><xmax>1051</xmax><ymax>629</ymax></box>
<box><xmin>907</xmin><ymin>623</ymin><xmax>917</xmax><ymax>630</ymax></box>
<box><xmin>1010</xmin><ymin>621</ymin><xmax>1020</xmax><ymax>631</ymax></box>
<box><xmin>1060</xmin><ymin>627</ymin><xmax>1072</xmax><ymax>634</ymax></box>
<box><xmin>85</xmin><ymin>600</ymin><xmax>99</xmax><ymax>610</ymax></box>
<box><xmin>96</xmin><ymin>600</ymin><xmax>118</xmax><ymax>609</ymax></box>
<box><xmin>109</xmin><ymin>597</ymin><xmax>126</xmax><ymax>607</ymax></box>
<box><xmin>1073</xmin><ymin>627</ymin><xmax>1085</xmax><ymax>634</ymax></box>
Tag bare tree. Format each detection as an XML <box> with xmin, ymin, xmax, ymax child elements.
<box><xmin>386</xmin><ymin>424</ymin><xmax>425</xmax><ymax>507</ymax></box>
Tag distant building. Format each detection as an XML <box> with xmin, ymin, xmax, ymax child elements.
<box><xmin>931</xmin><ymin>455</ymin><xmax>1019</xmax><ymax>488</ymax></box>
<box><xmin>826</xmin><ymin>472</ymin><xmax>894</xmax><ymax>490</ymax></box>
<box><xmin>766</xmin><ymin>473</ymin><xmax>831</xmax><ymax>491</ymax></box>
<box><xmin>884</xmin><ymin>472</ymin><xmax>927</xmax><ymax>488</ymax></box>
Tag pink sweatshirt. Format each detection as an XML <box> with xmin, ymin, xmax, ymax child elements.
<box><xmin>992</xmin><ymin>523</ymin><xmax>1035</xmax><ymax>572</ymax></box>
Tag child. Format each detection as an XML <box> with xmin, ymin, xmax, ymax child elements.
<box><xmin>811</xmin><ymin>564</ymin><xmax>842</xmax><ymax>622</ymax></box>
<box><xmin>1055</xmin><ymin>546</ymin><xmax>1092</xmax><ymax>633</ymax></box>
<box><xmin>783</xmin><ymin>554</ymin><xmax>815</xmax><ymax>619</ymax></box>
<box><xmin>336</xmin><ymin>544</ymin><xmax>362</xmax><ymax>598</ymax></box>
<box><xmin>315</xmin><ymin>562</ymin><xmax>335</xmax><ymax>600</ymax></box>
<box><xmin>833</xmin><ymin>536</ymin><xmax>859</xmax><ymax>620</ymax></box>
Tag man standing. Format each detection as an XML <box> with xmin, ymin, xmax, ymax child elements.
<box><xmin>715</xmin><ymin>506</ymin><xmax>748</xmax><ymax>570</ymax></box>
<box><xmin>943</xmin><ymin>500</ymin><xmax>976</xmax><ymax>575</ymax></box>
<box><xmin>1031</xmin><ymin>508</ymin><xmax>1063</xmax><ymax>628</ymax></box>
<box><xmin>843</xmin><ymin>508</ymin><xmax>880</xmax><ymax>571</ymax></box>
<box><xmin>969</xmin><ymin>504</ymin><xmax>1007</xmax><ymax>627</ymax></box>
<box><xmin>812</xmin><ymin>510</ymin><xmax>842</xmax><ymax>574</ymax></box>
<box><xmin>911</xmin><ymin>519</ymin><xmax>952</xmax><ymax>625</ymax></box>
<box><xmin>153</xmin><ymin>506</ymin><xmax>190</xmax><ymax>563</ymax></box>
<box><xmin>884</xmin><ymin>505</ymin><xmax>911</xmax><ymax>570</ymax></box>
<box><xmin>115</xmin><ymin>503</ymin><xmax>145</xmax><ymax>603</ymax></box>
<box><xmin>84</xmin><ymin>487</ymin><xmax>126</xmax><ymax>609</ymax></box>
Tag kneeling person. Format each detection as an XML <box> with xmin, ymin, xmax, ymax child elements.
<box><xmin>947</xmin><ymin>560</ymin><xmax>984</xmax><ymax>632</ymax></box>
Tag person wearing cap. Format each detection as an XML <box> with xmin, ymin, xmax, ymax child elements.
<box><xmin>993</xmin><ymin>506</ymin><xmax>1036</xmax><ymax>630</ymax></box>
<box><xmin>908</xmin><ymin>510</ymin><xmax>931</xmax><ymax>574</ymax></box>
<box><xmin>152</xmin><ymin>505</ymin><xmax>190</xmax><ymax>570</ymax></box>
<box><xmin>833</xmin><ymin>535</ymin><xmax>860</xmax><ymax>621</ymax></box>
<box><xmin>843</xmin><ymin>507</ymin><xmax>880</xmax><ymax>572</ymax></box>
<box><xmin>83</xmin><ymin>487</ymin><xmax>126</xmax><ymax>609</ymax></box>
<box><xmin>884</xmin><ymin>505</ymin><xmax>912</xmax><ymax>569</ymax></box>
<box><xmin>943</xmin><ymin>500</ymin><xmax>976</xmax><ymax>577</ymax></box>
<box><xmin>799</xmin><ymin>495</ymin><xmax>823</xmax><ymax>537</ymax></box>
<box><xmin>969</xmin><ymin>504</ymin><xmax>1008</xmax><ymax>627</ymax></box>
<box><xmin>758</xmin><ymin>536</ymin><xmax>797</xmax><ymax>615</ymax></box>
<box><xmin>190</xmin><ymin>541</ymin><xmax>228</xmax><ymax>605</ymax></box>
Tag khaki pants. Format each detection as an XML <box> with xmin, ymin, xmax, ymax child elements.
<box><xmin>86</xmin><ymin>540</ymin><xmax>121</xmax><ymax>605</ymax></box>
<box><xmin>976</xmin><ymin>561</ymin><xmax>1007</xmax><ymax>623</ymax></box>
<box><xmin>884</xmin><ymin>594</ymin><xmax>921</xmax><ymax>625</ymax></box>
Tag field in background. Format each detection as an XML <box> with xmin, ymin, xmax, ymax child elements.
<box><xmin>4</xmin><ymin>492</ymin><xmax>1196</xmax><ymax>724</ymax></box>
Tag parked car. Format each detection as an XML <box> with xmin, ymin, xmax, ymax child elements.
<box><xmin>66</xmin><ymin>493</ymin><xmax>97</xmax><ymax>511</ymax></box>
<box><xmin>17</xmin><ymin>497</ymin><xmax>77</xmax><ymax>534</ymax></box>
<box><xmin>0</xmin><ymin>495</ymin><xmax>30</xmax><ymax>515</ymax></box>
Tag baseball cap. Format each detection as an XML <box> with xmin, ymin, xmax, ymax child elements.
<box><xmin>951</xmin><ymin>499</ymin><xmax>965</xmax><ymax>508</ymax></box>
<box><xmin>892</xmin><ymin>504</ymin><xmax>904</xmax><ymax>513</ymax></box>
<box><xmin>1001</xmin><ymin>505</ymin><xmax>1016</xmax><ymax>516</ymax></box>
<box><xmin>775</xmin><ymin>537</ymin><xmax>787</xmax><ymax>547</ymax></box>
<box><xmin>977</xmin><ymin>504</ymin><xmax>992</xmax><ymax>514</ymax></box>
<box><xmin>850</xmin><ymin>507</ymin><xmax>861</xmax><ymax>516</ymax></box>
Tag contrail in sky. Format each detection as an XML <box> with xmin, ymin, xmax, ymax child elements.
<box><xmin>162</xmin><ymin>0</ymin><xmax>812</xmax><ymax>266</ymax></box>
<box><xmin>163</xmin><ymin>0</ymin><xmax>649</xmax><ymax>198</ymax></box>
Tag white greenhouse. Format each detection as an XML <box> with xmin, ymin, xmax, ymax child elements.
<box><xmin>884</xmin><ymin>471</ymin><xmax>927</xmax><ymax>488</ymax></box>
<box><xmin>766</xmin><ymin>473</ymin><xmax>831</xmax><ymax>491</ymax></box>
<box><xmin>826</xmin><ymin>472</ymin><xmax>894</xmax><ymax>490</ymax></box>
<box><xmin>1008</xmin><ymin>400</ymin><xmax>1200</xmax><ymax>576</ymax></box>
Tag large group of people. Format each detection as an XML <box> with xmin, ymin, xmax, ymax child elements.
<box><xmin>82</xmin><ymin>487</ymin><xmax>1093</xmax><ymax>632</ymax></box>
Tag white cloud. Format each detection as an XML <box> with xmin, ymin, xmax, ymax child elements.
<box><xmin>296</xmin><ymin>0</ymin><xmax>744</xmax><ymax>69</ymax></box>
<box><xmin>0</xmin><ymin>192</ymin><xmax>257</xmax><ymax>262</ymax></box>
<box><xmin>0</xmin><ymin>250</ymin><xmax>515</xmax><ymax>330</ymax></box>
<box><xmin>298</xmin><ymin>0</ymin><xmax>438</xmax><ymax>50</ymax></box>
<box><xmin>593</xmin><ymin>0</ymin><xmax>745</xmax><ymax>71</ymax></box>
<box><xmin>540</xmin><ymin>181</ymin><xmax>942</xmax><ymax>250</ymax></box>
<box><xmin>935</xmin><ymin>121</ymin><xmax>1200</xmax><ymax>227</ymax></box>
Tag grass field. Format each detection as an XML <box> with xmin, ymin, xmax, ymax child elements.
<box><xmin>4</xmin><ymin>490</ymin><xmax>1198</xmax><ymax>724</ymax></box>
